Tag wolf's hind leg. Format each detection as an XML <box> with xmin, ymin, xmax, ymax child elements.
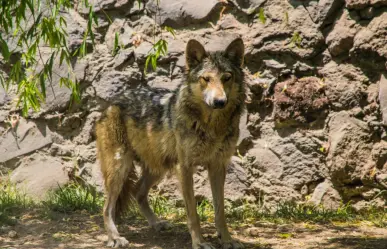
<box><xmin>135</xmin><ymin>168</ymin><xmax>171</xmax><ymax>231</ymax></box>
<box><xmin>103</xmin><ymin>151</ymin><xmax>135</xmax><ymax>248</ymax></box>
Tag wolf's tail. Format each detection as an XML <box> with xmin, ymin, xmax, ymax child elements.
<box><xmin>96</xmin><ymin>105</ymin><xmax>137</xmax><ymax>218</ymax></box>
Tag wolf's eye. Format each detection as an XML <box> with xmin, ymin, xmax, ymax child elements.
<box><xmin>202</xmin><ymin>76</ymin><xmax>210</xmax><ymax>82</ymax></box>
<box><xmin>223</xmin><ymin>73</ymin><xmax>232</xmax><ymax>82</ymax></box>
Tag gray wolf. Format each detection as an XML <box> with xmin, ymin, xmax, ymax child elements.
<box><xmin>96</xmin><ymin>38</ymin><xmax>246</xmax><ymax>249</ymax></box>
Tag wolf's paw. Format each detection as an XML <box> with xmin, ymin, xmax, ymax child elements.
<box><xmin>193</xmin><ymin>242</ymin><xmax>216</xmax><ymax>249</ymax></box>
<box><xmin>106</xmin><ymin>237</ymin><xmax>129</xmax><ymax>248</ymax></box>
<box><xmin>152</xmin><ymin>220</ymin><xmax>172</xmax><ymax>232</ymax></box>
<box><xmin>221</xmin><ymin>240</ymin><xmax>245</xmax><ymax>249</ymax></box>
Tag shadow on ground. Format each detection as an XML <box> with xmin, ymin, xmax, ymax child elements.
<box><xmin>0</xmin><ymin>211</ymin><xmax>386</xmax><ymax>249</ymax></box>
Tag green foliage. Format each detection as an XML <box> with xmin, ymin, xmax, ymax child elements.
<box><xmin>0</xmin><ymin>178</ymin><xmax>33</xmax><ymax>224</ymax></box>
<box><xmin>164</xmin><ymin>26</ymin><xmax>176</xmax><ymax>38</ymax></box>
<box><xmin>144</xmin><ymin>39</ymin><xmax>168</xmax><ymax>74</ymax></box>
<box><xmin>257</xmin><ymin>8</ymin><xmax>266</xmax><ymax>24</ymax></box>
<box><xmin>0</xmin><ymin>0</ymin><xmax>97</xmax><ymax>116</ymax></box>
<box><xmin>112</xmin><ymin>32</ymin><xmax>121</xmax><ymax>56</ymax></box>
<box><xmin>197</xmin><ymin>199</ymin><xmax>214</xmax><ymax>221</ymax></box>
<box><xmin>290</xmin><ymin>31</ymin><xmax>302</xmax><ymax>48</ymax></box>
<box><xmin>44</xmin><ymin>183</ymin><xmax>103</xmax><ymax>214</ymax></box>
<box><xmin>226</xmin><ymin>201</ymin><xmax>386</xmax><ymax>227</ymax></box>
<box><xmin>1</xmin><ymin>0</ymin><xmax>171</xmax><ymax>115</ymax></box>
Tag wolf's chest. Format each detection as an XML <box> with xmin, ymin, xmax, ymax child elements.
<box><xmin>180</xmin><ymin>123</ymin><xmax>239</xmax><ymax>165</ymax></box>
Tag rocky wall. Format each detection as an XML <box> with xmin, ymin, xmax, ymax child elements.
<box><xmin>1</xmin><ymin>0</ymin><xmax>387</xmax><ymax>210</ymax></box>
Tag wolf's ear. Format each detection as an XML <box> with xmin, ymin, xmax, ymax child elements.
<box><xmin>225</xmin><ymin>38</ymin><xmax>245</xmax><ymax>67</ymax></box>
<box><xmin>186</xmin><ymin>39</ymin><xmax>207</xmax><ymax>70</ymax></box>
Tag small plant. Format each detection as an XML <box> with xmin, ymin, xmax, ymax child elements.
<box><xmin>44</xmin><ymin>182</ymin><xmax>103</xmax><ymax>214</ymax></box>
<box><xmin>197</xmin><ymin>199</ymin><xmax>214</xmax><ymax>221</ymax></box>
<box><xmin>144</xmin><ymin>39</ymin><xmax>168</xmax><ymax>74</ymax></box>
<box><xmin>150</xmin><ymin>194</ymin><xmax>172</xmax><ymax>217</ymax></box>
<box><xmin>283</xmin><ymin>11</ymin><xmax>289</xmax><ymax>26</ymax></box>
<box><xmin>290</xmin><ymin>31</ymin><xmax>302</xmax><ymax>48</ymax></box>
<box><xmin>278</xmin><ymin>233</ymin><xmax>293</xmax><ymax>239</ymax></box>
<box><xmin>257</xmin><ymin>7</ymin><xmax>266</xmax><ymax>24</ymax></box>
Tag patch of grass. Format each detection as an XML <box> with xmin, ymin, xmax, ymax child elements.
<box><xmin>0</xmin><ymin>178</ymin><xmax>33</xmax><ymax>224</ymax></box>
<box><xmin>43</xmin><ymin>183</ymin><xmax>103</xmax><ymax>214</ymax></box>
<box><xmin>278</xmin><ymin>233</ymin><xmax>293</xmax><ymax>239</ymax></box>
<box><xmin>149</xmin><ymin>194</ymin><xmax>185</xmax><ymax>220</ymax></box>
<box><xmin>226</xmin><ymin>201</ymin><xmax>387</xmax><ymax>227</ymax></box>
<box><xmin>145</xmin><ymin>196</ymin><xmax>387</xmax><ymax>228</ymax></box>
<box><xmin>197</xmin><ymin>199</ymin><xmax>214</xmax><ymax>222</ymax></box>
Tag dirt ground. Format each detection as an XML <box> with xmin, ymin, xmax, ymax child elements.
<box><xmin>1</xmin><ymin>210</ymin><xmax>386</xmax><ymax>249</ymax></box>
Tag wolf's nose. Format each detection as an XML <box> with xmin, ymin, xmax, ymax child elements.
<box><xmin>213</xmin><ymin>98</ymin><xmax>227</xmax><ymax>109</ymax></box>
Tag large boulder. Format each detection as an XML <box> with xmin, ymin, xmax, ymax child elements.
<box><xmin>10</xmin><ymin>154</ymin><xmax>70</xmax><ymax>200</ymax></box>
<box><xmin>326</xmin><ymin>111</ymin><xmax>373</xmax><ymax>190</ymax></box>
<box><xmin>0</xmin><ymin>118</ymin><xmax>52</xmax><ymax>163</ymax></box>
<box><xmin>146</xmin><ymin>0</ymin><xmax>223</xmax><ymax>28</ymax></box>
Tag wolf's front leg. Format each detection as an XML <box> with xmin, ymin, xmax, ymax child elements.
<box><xmin>178</xmin><ymin>166</ymin><xmax>216</xmax><ymax>249</ymax></box>
<box><xmin>208</xmin><ymin>165</ymin><xmax>244</xmax><ymax>249</ymax></box>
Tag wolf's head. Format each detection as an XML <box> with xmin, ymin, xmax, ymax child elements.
<box><xmin>184</xmin><ymin>38</ymin><xmax>245</xmax><ymax>110</ymax></box>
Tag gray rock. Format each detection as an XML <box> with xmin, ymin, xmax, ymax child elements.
<box><xmin>134</xmin><ymin>41</ymin><xmax>154</xmax><ymax>63</ymax></box>
<box><xmin>319</xmin><ymin>61</ymin><xmax>368</xmax><ymax>109</ymax></box>
<box><xmin>345</xmin><ymin>0</ymin><xmax>370</xmax><ymax>9</ymax></box>
<box><xmin>65</xmin><ymin>10</ymin><xmax>87</xmax><ymax>53</ymax></box>
<box><xmin>326</xmin><ymin>10</ymin><xmax>357</xmax><ymax>56</ymax></box>
<box><xmin>79</xmin><ymin>0</ymin><xmax>131</xmax><ymax>13</ymax></box>
<box><xmin>327</xmin><ymin>111</ymin><xmax>372</xmax><ymax>186</ymax></box>
<box><xmin>114</xmin><ymin>49</ymin><xmax>135</xmax><ymax>70</ymax></box>
<box><xmin>378</xmin><ymin>74</ymin><xmax>387</xmax><ymax>126</ymax></box>
<box><xmin>34</xmin><ymin>49</ymin><xmax>88</xmax><ymax>113</ymax></box>
<box><xmin>105</xmin><ymin>18</ymin><xmax>134</xmax><ymax>51</ymax></box>
<box><xmin>73</xmin><ymin>112</ymin><xmax>101</xmax><ymax>145</ymax></box>
<box><xmin>305</xmin><ymin>0</ymin><xmax>345</xmax><ymax>27</ymax></box>
<box><xmin>0</xmin><ymin>119</ymin><xmax>52</xmax><ymax>163</ymax></box>
<box><xmin>229</xmin><ymin>0</ymin><xmax>267</xmax><ymax>14</ymax></box>
<box><xmin>309</xmin><ymin>180</ymin><xmax>342</xmax><ymax>209</ymax></box>
<box><xmin>131</xmin><ymin>15</ymin><xmax>156</xmax><ymax>37</ymax></box>
<box><xmin>0</xmin><ymin>86</ymin><xmax>7</xmax><ymax>105</ymax></box>
<box><xmin>10</xmin><ymin>154</ymin><xmax>69</xmax><ymax>200</ymax></box>
<box><xmin>93</xmin><ymin>70</ymin><xmax>142</xmax><ymax>102</ymax></box>
<box><xmin>351</xmin><ymin>12</ymin><xmax>387</xmax><ymax>70</ymax></box>
<box><xmin>146</xmin><ymin>0</ymin><xmax>222</xmax><ymax>28</ymax></box>
<box><xmin>375</xmin><ymin>174</ymin><xmax>387</xmax><ymax>189</ymax></box>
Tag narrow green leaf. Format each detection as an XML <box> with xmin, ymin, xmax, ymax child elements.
<box><xmin>40</xmin><ymin>73</ymin><xmax>46</xmax><ymax>98</ymax></box>
<box><xmin>151</xmin><ymin>55</ymin><xmax>157</xmax><ymax>71</ymax></box>
<box><xmin>25</xmin><ymin>0</ymin><xmax>35</xmax><ymax>15</ymax></box>
<box><xmin>48</xmin><ymin>53</ymin><xmax>55</xmax><ymax>80</ymax></box>
<box><xmin>164</xmin><ymin>26</ymin><xmax>176</xmax><ymax>38</ymax></box>
<box><xmin>0</xmin><ymin>36</ymin><xmax>11</xmax><ymax>61</ymax></box>
<box><xmin>258</xmin><ymin>8</ymin><xmax>266</xmax><ymax>24</ymax></box>
<box><xmin>0</xmin><ymin>73</ymin><xmax>6</xmax><ymax>90</ymax></box>
<box><xmin>59</xmin><ymin>16</ymin><xmax>67</xmax><ymax>27</ymax></box>
<box><xmin>112</xmin><ymin>32</ymin><xmax>119</xmax><ymax>56</ymax></box>
<box><xmin>144</xmin><ymin>56</ymin><xmax>151</xmax><ymax>75</ymax></box>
